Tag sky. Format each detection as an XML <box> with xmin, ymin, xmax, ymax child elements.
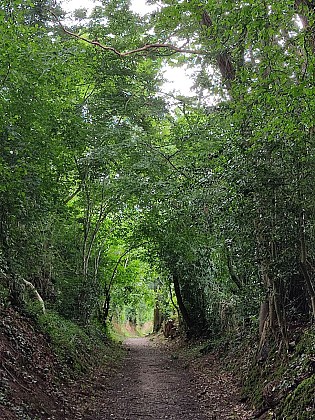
<box><xmin>61</xmin><ymin>0</ymin><xmax>194</xmax><ymax>97</ymax></box>
<box><xmin>62</xmin><ymin>0</ymin><xmax>157</xmax><ymax>17</ymax></box>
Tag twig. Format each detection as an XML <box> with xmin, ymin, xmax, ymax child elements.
<box><xmin>139</xmin><ymin>140</ymin><xmax>190</xmax><ymax>179</ymax></box>
<box><xmin>1</xmin><ymin>364</ymin><xmax>32</xmax><ymax>392</ymax></box>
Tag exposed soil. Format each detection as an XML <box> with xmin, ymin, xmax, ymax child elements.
<box><xmin>0</xmin><ymin>308</ymin><xmax>75</xmax><ymax>419</ymax></box>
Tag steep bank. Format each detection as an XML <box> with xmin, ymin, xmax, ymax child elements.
<box><xmin>0</xmin><ymin>307</ymin><xmax>74</xmax><ymax>418</ymax></box>
<box><xmin>0</xmin><ymin>307</ymin><xmax>121</xmax><ymax>419</ymax></box>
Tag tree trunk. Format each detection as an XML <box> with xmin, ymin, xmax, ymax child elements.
<box><xmin>102</xmin><ymin>290</ymin><xmax>111</xmax><ymax>324</ymax></box>
<box><xmin>299</xmin><ymin>213</ymin><xmax>315</xmax><ymax>319</ymax></box>
<box><xmin>259</xmin><ymin>300</ymin><xmax>269</xmax><ymax>336</ymax></box>
<box><xmin>172</xmin><ymin>273</ymin><xmax>193</xmax><ymax>332</ymax></box>
<box><xmin>153</xmin><ymin>304</ymin><xmax>163</xmax><ymax>333</ymax></box>
<box><xmin>21</xmin><ymin>278</ymin><xmax>46</xmax><ymax>314</ymax></box>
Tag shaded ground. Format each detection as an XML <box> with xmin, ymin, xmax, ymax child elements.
<box><xmin>71</xmin><ymin>336</ymin><xmax>252</xmax><ymax>420</ymax></box>
<box><xmin>0</xmin><ymin>308</ymin><xmax>252</xmax><ymax>419</ymax></box>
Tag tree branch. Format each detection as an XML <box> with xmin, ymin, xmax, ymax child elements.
<box><xmin>107</xmin><ymin>242</ymin><xmax>148</xmax><ymax>290</ymax></box>
<box><xmin>50</xmin><ymin>11</ymin><xmax>204</xmax><ymax>57</ymax></box>
<box><xmin>65</xmin><ymin>186</ymin><xmax>81</xmax><ymax>204</ymax></box>
<box><xmin>139</xmin><ymin>140</ymin><xmax>190</xmax><ymax>179</ymax></box>
<box><xmin>20</xmin><ymin>278</ymin><xmax>46</xmax><ymax>314</ymax></box>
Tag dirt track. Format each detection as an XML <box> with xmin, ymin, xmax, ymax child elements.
<box><xmin>74</xmin><ymin>337</ymin><xmax>251</xmax><ymax>420</ymax></box>
<box><xmin>1</xmin><ymin>313</ymin><xmax>252</xmax><ymax>420</ymax></box>
<box><xmin>100</xmin><ymin>337</ymin><xmax>207</xmax><ymax>419</ymax></box>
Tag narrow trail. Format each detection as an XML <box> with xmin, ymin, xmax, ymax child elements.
<box><xmin>77</xmin><ymin>337</ymin><xmax>207</xmax><ymax>419</ymax></box>
<box><xmin>72</xmin><ymin>337</ymin><xmax>251</xmax><ymax>420</ymax></box>
<box><xmin>103</xmin><ymin>337</ymin><xmax>207</xmax><ymax>419</ymax></box>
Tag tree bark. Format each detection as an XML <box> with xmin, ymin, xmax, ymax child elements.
<box><xmin>172</xmin><ymin>273</ymin><xmax>193</xmax><ymax>331</ymax></box>
<box><xmin>102</xmin><ymin>290</ymin><xmax>111</xmax><ymax>324</ymax></box>
<box><xmin>200</xmin><ymin>10</ymin><xmax>236</xmax><ymax>91</ymax></box>
<box><xmin>259</xmin><ymin>301</ymin><xmax>269</xmax><ymax>336</ymax></box>
<box><xmin>226</xmin><ymin>249</ymin><xmax>242</xmax><ymax>290</ymax></box>
<box><xmin>153</xmin><ymin>304</ymin><xmax>163</xmax><ymax>333</ymax></box>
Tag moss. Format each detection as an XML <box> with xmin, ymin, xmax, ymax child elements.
<box><xmin>274</xmin><ymin>363</ymin><xmax>286</xmax><ymax>379</ymax></box>
<box><xmin>243</xmin><ymin>364</ymin><xmax>264</xmax><ymax>407</ymax></box>
<box><xmin>295</xmin><ymin>328</ymin><xmax>315</xmax><ymax>355</ymax></box>
<box><xmin>279</xmin><ymin>375</ymin><xmax>315</xmax><ymax>419</ymax></box>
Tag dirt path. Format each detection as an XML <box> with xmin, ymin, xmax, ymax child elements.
<box><xmin>109</xmin><ymin>337</ymin><xmax>207</xmax><ymax>419</ymax></box>
<box><xmin>72</xmin><ymin>337</ymin><xmax>251</xmax><ymax>420</ymax></box>
<box><xmin>0</xmin><ymin>308</ymin><xmax>252</xmax><ymax>419</ymax></box>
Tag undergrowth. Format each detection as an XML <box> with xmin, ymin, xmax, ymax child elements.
<box><xmin>37</xmin><ymin>311</ymin><xmax>106</xmax><ymax>374</ymax></box>
<box><xmin>0</xmin><ymin>281</ymin><xmax>123</xmax><ymax>377</ymax></box>
<box><xmin>239</xmin><ymin>325</ymin><xmax>315</xmax><ymax>418</ymax></box>
<box><xmin>198</xmin><ymin>323</ymin><xmax>315</xmax><ymax>418</ymax></box>
<box><xmin>24</xmin><ymin>299</ymin><xmax>123</xmax><ymax>376</ymax></box>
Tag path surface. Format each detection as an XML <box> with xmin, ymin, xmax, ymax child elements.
<box><xmin>0</xmin><ymin>309</ymin><xmax>253</xmax><ymax>419</ymax></box>
<box><xmin>72</xmin><ymin>337</ymin><xmax>251</xmax><ymax>420</ymax></box>
<box><xmin>81</xmin><ymin>337</ymin><xmax>207</xmax><ymax>419</ymax></box>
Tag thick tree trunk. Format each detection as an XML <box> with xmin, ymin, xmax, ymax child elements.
<box><xmin>172</xmin><ymin>273</ymin><xmax>193</xmax><ymax>332</ymax></box>
<box><xmin>259</xmin><ymin>301</ymin><xmax>269</xmax><ymax>336</ymax></box>
<box><xmin>153</xmin><ymin>304</ymin><xmax>163</xmax><ymax>333</ymax></box>
<box><xmin>102</xmin><ymin>291</ymin><xmax>111</xmax><ymax>324</ymax></box>
<box><xmin>201</xmin><ymin>10</ymin><xmax>236</xmax><ymax>92</ymax></box>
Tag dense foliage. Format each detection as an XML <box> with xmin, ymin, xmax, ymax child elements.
<box><xmin>1</xmin><ymin>0</ymin><xmax>315</xmax><ymax>360</ymax></box>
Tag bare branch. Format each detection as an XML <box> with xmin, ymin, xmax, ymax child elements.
<box><xmin>65</xmin><ymin>186</ymin><xmax>81</xmax><ymax>204</ymax></box>
<box><xmin>139</xmin><ymin>140</ymin><xmax>190</xmax><ymax>179</ymax></box>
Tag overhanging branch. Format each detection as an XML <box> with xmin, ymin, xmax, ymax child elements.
<box><xmin>50</xmin><ymin>11</ymin><xmax>204</xmax><ymax>57</ymax></box>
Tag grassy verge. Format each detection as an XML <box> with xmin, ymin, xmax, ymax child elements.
<box><xmin>23</xmin><ymin>300</ymin><xmax>123</xmax><ymax>376</ymax></box>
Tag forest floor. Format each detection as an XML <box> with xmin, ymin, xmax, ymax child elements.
<box><xmin>1</xmin><ymin>308</ymin><xmax>254</xmax><ymax>419</ymax></box>
<box><xmin>68</xmin><ymin>335</ymin><xmax>253</xmax><ymax>420</ymax></box>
